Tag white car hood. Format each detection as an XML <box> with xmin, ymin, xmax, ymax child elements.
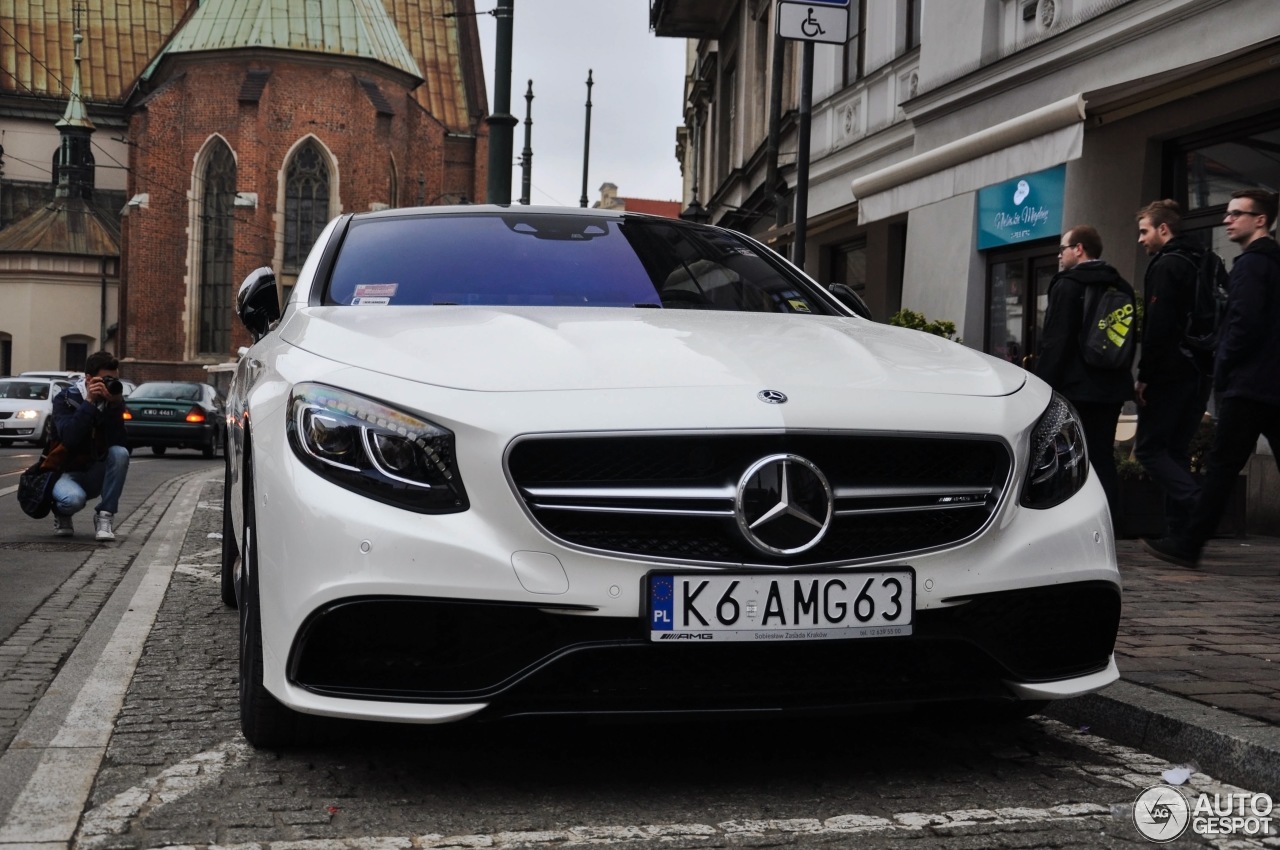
<box><xmin>279</xmin><ymin>306</ymin><xmax>1025</xmax><ymax>397</ymax></box>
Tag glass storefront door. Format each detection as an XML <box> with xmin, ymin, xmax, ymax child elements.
<box><xmin>985</xmin><ymin>244</ymin><xmax>1058</xmax><ymax>371</ymax></box>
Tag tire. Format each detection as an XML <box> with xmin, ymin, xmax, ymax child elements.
<box><xmin>203</xmin><ymin>431</ymin><xmax>219</xmax><ymax>459</ymax></box>
<box><xmin>151</xmin><ymin>446</ymin><xmax>167</xmax><ymax>456</ymax></box>
<box><xmin>239</xmin><ymin>449</ymin><xmax>310</xmax><ymax>748</ymax></box>
<box><xmin>220</xmin><ymin>452</ymin><xmax>238</xmax><ymax>608</ymax></box>
<box><xmin>30</xmin><ymin>419</ymin><xmax>52</xmax><ymax>447</ymax></box>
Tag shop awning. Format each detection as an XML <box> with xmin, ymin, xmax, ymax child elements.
<box><xmin>849</xmin><ymin>94</ymin><xmax>1086</xmax><ymax>224</ymax></box>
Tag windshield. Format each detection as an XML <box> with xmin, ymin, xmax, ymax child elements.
<box><xmin>132</xmin><ymin>382</ymin><xmax>204</xmax><ymax>401</ymax></box>
<box><xmin>0</xmin><ymin>380</ymin><xmax>51</xmax><ymax>400</ymax></box>
<box><xmin>324</xmin><ymin>213</ymin><xmax>838</xmax><ymax>315</ymax></box>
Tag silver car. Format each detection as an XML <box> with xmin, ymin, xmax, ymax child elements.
<box><xmin>0</xmin><ymin>377</ymin><xmax>70</xmax><ymax>446</ymax></box>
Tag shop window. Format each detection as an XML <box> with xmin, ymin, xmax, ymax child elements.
<box><xmin>0</xmin><ymin>334</ymin><xmax>11</xmax><ymax>376</ymax></box>
<box><xmin>831</xmin><ymin>238</ymin><xmax>868</xmax><ymax>293</ymax></box>
<box><xmin>1168</xmin><ymin>117</ymin><xmax>1280</xmax><ymax>267</ymax></box>
<box><xmin>984</xmin><ymin>244</ymin><xmax>1057</xmax><ymax>370</ymax></box>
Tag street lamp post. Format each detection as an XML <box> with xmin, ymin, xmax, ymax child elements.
<box><xmin>486</xmin><ymin>0</ymin><xmax>517</xmax><ymax>204</ymax></box>
<box><xmin>520</xmin><ymin>80</ymin><xmax>534</xmax><ymax>205</ymax></box>
<box><xmin>579</xmin><ymin>70</ymin><xmax>593</xmax><ymax>208</ymax></box>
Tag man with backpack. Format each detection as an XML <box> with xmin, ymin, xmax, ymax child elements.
<box><xmin>1145</xmin><ymin>189</ymin><xmax>1280</xmax><ymax>568</ymax></box>
<box><xmin>1036</xmin><ymin>225</ymin><xmax>1135</xmax><ymax>533</ymax></box>
<box><xmin>1132</xmin><ymin>199</ymin><xmax>1217</xmax><ymax>539</ymax></box>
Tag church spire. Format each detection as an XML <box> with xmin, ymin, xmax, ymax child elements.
<box><xmin>54</xmin><ymin>8</ymin><xmax>96</xmax><ymax>198</ymax></box>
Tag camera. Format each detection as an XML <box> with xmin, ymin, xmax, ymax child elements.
<box><xmin>102</xmin><ymin>376</ymin><xmax>123</xmax><ymax>396</ymax></box>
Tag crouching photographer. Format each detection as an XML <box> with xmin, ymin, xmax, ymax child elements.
<box><xmin>49</xmin><ymin>351</ymin><xmax>130</xmax><ymax>541</ymax></box>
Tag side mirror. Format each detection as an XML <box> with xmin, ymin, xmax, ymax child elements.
<box><xmin>237</xmin><ymin>267</ymin><xmax>281</xmax><ymax>342</ymax></box>
<box><xmin>828</xmin><ymin>283</ymin><xmax>873</xmax><ymax>320</ymax></box>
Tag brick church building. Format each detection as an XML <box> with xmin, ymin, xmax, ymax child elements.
<box><xmin>0</xmin><ymin>0</ymin><xmax>488</xmax><ymax>381</ymax></box>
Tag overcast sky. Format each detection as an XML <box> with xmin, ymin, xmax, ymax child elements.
<box><xmin>474</xmin><ymin>1</ymin><xmax>687</xmax><ymax>207</ymax></box>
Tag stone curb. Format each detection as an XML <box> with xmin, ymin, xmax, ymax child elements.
<box><xmin>1044</xmin><ymin>680</ymin><xmax>1280</xmax><ymax>794</ymax></box>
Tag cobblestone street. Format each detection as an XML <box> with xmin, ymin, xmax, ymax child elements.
<box><xmin>46</xmin><ymin>479</ymin><xmax>1274</xmax><ymax>849</ymax></box>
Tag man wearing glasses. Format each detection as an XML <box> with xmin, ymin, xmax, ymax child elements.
<box><xmin>1132</xmin><ymin>199</ymin><xmax>1215</xmax><ymax>540</ymax></box>
<box><xmin>1036</xmin><ymin>225</ymin><xmax>1135</xmax><ymax>534</ymax></box>
<box><xmin>1145</xmin><ymin>189</ymin><xmax>1280</xmax><ymax>568</ymax></box>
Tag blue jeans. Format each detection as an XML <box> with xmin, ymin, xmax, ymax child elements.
<box><xmin>51</xmin><ymin>445</ymin><xmax>130</xmax><ymax>516</ymax></box>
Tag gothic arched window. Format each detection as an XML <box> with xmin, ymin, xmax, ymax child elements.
<box><xmin>199</xmin><ymin>140</ymin><xmax>236</xmax><ymax>354</ymax></box>
<box><xmin>284</xmin><ymin>140</ymin><xmax>331</xmax><ymax>271</ymax></box>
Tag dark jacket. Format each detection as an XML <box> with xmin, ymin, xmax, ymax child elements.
<box><xmin>1214</xmin><ymin>236</ymin><xmax>1280</xmax><ymax>404</ymax></box>
<box><xmin>1035</xmin><ymin>260</ymin><xmax>1135</xmax><ymax>405</ymax></box>
<box><xmin>50</xmin><ymin>382</ymin><xmax>128</xmax><ymax>472</ymax></box>
<box><xmin>1136</xmin><ymin>235</ymin><xmax>1212</xmax><ymax>383</ymax></box>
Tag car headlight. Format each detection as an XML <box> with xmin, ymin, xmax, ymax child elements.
<box><xmin>15</xmin><ymin>410</ymin><xmax>39</xmax><ymax>420</ymax></box>
<box><xmin>1020</xmin><ymin>393</ymin><xmax>1088</xmax><ymax>509</ymax></box>
<box><xmin>286</xmin><ymin>383</ymin><xmax>468</xmax><ymax>514</ymax></box>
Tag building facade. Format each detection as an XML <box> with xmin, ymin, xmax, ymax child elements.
<box><xmin>654</xmin><ymin>0</ymin><xmax>1280</xmax><ymax>528</ymax></box>
<box><xmin>0</xmin><ymin>0</ymin><xmax>488</xmax><ymax>381</ymax></box>
<box><xmin>655</xmin><ymin>0</ymin><xmax>1279</xmax><ymax>347</ymax></box>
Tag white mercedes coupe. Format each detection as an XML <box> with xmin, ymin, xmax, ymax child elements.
<box><xmin>222</xmin><ymin>205</ymin><xmax>1120</xmax><ymax>748</ymax></box>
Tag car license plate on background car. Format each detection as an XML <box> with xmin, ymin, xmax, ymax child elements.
<box><xmin>649</xmin><ymin>571</ymin><xmax>913</xmax><ymax>642</ymax></box>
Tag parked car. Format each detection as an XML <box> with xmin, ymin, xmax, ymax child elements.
<box><xmin>19</xmin><ymin>370</ymin><xmax>81</xmax><ymax>382</ymax></box>
<box><xmin>0</xmin><ymin>377</ymin><xmax>71</xmax><ymax>445</ymax></box>
<box><xmin>222</xmin><ymin>205</ymin><xmax>1121</xmax><ymax>748</ymax></box>
<box><xmin>123</xmin><ymin>381</ymin><xmax>225</xmax><ymax>457</ymax></box>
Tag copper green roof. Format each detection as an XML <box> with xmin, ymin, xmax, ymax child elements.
<box><xmin>3</xmin><ymin>1</ymin><xmax>485</xmax><ymax>134</ymax></box>
<box><xmin>0</xmin><ymin>198</ymin><xmax>121</xmax><ymax>257</ymax></box>
<box><xmin>161</xmin><ymin>0</ymin><xmax>423</xmax><ymax>80</ymax></box>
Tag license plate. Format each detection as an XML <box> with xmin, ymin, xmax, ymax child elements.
<box><xmin>648</xmin><ymin>571</ymin><xmax>913</xmax><ymax>642</ymax></box>
<box><xmin>141</xmin><ymin>408</ymin><xmax>176</xmax><ymax>417</ymax></box>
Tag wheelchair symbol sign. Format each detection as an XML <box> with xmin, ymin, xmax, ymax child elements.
<box><xmin>777</xmin><ymin>1</ymin><xmax>849</xmax><ymax>44</ymax></box>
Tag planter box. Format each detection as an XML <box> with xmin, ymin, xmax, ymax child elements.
<box><xmin>1117</xmin><ymin>474</ymin><xmax>1247</xmax><ymax>539</ymax></box>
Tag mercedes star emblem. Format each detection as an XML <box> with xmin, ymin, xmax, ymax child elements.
<box><xmin>735</xmin><ymin>454</ymin><xmax>833</xmax><ymax>556</ymax></box>
<box><xmin>757</xmin><ymin>389</ymin><xmax>788</xmax><ymax>404</ymax></box>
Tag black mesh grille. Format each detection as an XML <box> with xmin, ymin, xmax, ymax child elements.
<box><xmin>508</xmin><ymin>433</ymin><xmax>1012</xmax><ymax>565</ymax></box>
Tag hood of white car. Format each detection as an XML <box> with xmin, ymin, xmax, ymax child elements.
<box><xmin>280</xmin><ymin>306</ymin><xmax>1025</xmax><ymax>397</ymax></box>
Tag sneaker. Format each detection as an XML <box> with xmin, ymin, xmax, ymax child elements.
<box><xmin>93</xmin><ymin>511</ymin><xmax>115</xmax><ymax>542</ymax></box>
<box><xmin>53</xmin><ymin>513</ymin><xmax>74</xmax><ymax>537</ymax></box>
<box><xmin>1142</xmin><ymin>536</ymin><xmax>1199</xmax><ymax>569</ymax></box>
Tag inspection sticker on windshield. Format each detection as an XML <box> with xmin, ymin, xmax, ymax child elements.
<box><xmin>354</xmin><ymin>283</ymin><xmax>398</xmax><ymax>298</ymax></box>
<box><xmin>648</xmin><ymin>571</ymin><xmax>913</xmax><ymax>642</ymax></box>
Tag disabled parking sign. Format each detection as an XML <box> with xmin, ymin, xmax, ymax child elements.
<box><xmin>777</xmin><ymin>0</ymin><xmax>849</xmax><ymax>44</ymax></box>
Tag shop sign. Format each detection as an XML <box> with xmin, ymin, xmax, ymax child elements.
<box><xmin>976</xmin><ymin>165</ymin><xmax>1065</xmax><ymax>250</ymax></box>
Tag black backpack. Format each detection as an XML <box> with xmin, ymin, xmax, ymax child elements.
<box><xmin>1079</xmin><ymin>283</ymin><xmax>1137</xmax><ymax>370</ymax></box>
<box><xmin>1171</xmin><ymin>249</ymin><xmax>1229</xmax><ymax>353</ymax></box>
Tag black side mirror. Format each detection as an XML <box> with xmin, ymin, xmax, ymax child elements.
<box><xmin>828</xmin><ymin>283</ymin><xmax>874</xmax><ymax>320</ymax></box>
<box><xmin>237</xmin><ymin>267</ymin><xmax>281</xmax><ymax>342</ymax></box>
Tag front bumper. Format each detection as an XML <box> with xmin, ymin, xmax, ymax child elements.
<box><xmin>126</xmin><ymin>421</ymin><xmax>216</xmax><ymax>448</ymax></box>
<box><xmin>285</xmin><ymin>581</ymin><xmax>1120</xmax><ymax>719</ymax></box>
